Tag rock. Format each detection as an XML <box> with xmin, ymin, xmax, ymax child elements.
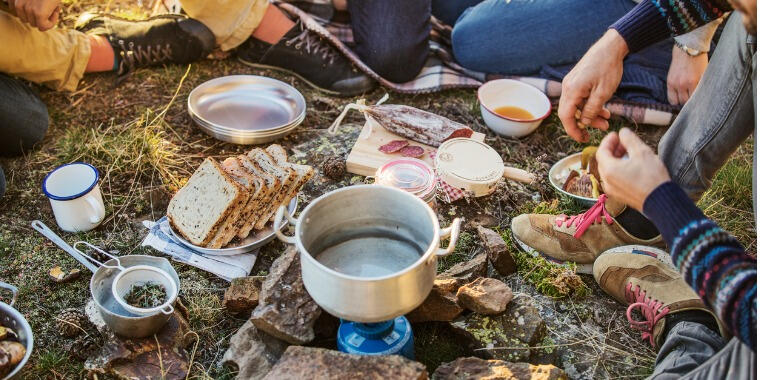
<box><xmin>440</xmin><ymin>253</ymin><xmax>488</xmax><ymax>286</ymax></box>
<box><xmin>224</xmin><ymin>276</ymin><xmax>261</xmax><ymax>314</ymax></box>
<box><xmin>85</xmin><ymin>300</ymin><xmax>192</xmax><ymax>379</ymax></box>
<box><xmin>264</xmin><ymin>346</ymin><xmax>428</xmax><ymax>379</ymax></box>
<box><xmin>457</xmin><ymin>278</ymin><xmax>513</xmax><ymax>315</ymax></box>
<box><xmin>407</xmin><ymin>278</ymin><xmax>463</xmax><ymax>323</ymax></box>
<box><xmin>450</xmin><ymin>295</ymin><xmax>546</xmax><ymax>362</ymax></box>
<box><xmin>222</xmin><ymin>320</ymin><xmax>289</xmax><ymax>380</ymax></box>
<box><xmin>465</xmin><ymin>214</ymin><xmax>499</xmax><ymax>230</ymax></box>
<box><xmin>476</xmin><ymin>226</ymin><xmax>517</xmax><ymax>275</ymax></box>
<box><xmin>251</xmin><ymin>247</ymin><xmax>321</xmax><ymax>344</ymax></box>
<box><xmin>433</xmin><ymin>357</ymin><xmax>567</xmax><ymax>380</ymax></box>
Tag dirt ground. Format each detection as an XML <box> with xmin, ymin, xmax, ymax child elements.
<box><xmin>0</xmin><ymin>2</ymin><xmax>755</xmax><ymax>379</ymax></box>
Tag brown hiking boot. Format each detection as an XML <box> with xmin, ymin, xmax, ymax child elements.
<box><xmin>593</xmin><ymin>249</ymin><xmax>724</xmax><ymax>348</ymax></box>
<box><xmin>511</xmin><ymin>194</ymin><xmax>664</xmax><ymax>273</ymax></box>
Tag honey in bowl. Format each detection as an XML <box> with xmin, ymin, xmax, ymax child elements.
<box><xmin>493</xmin><ymin>105</ymin><xmax>534</xmax><ymax>120</ymax></box>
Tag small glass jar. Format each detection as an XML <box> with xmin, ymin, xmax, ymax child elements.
<box><xmin>374</xmin><ymin>158</ymin><xmax>438</xmax><ymax>211</ymax></box>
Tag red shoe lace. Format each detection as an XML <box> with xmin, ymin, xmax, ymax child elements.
<box><xmin>555</xmin><ymin>194</ymin><xmax>613</xmax><ymax>238</ymax></box>
<box><xmin>624</xmin><ymin>282</ymin><xmax>670</xmax><ymax>347</ymax></box>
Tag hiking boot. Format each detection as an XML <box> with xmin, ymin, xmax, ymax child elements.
<box><xmin>76</xmin><ymin>13</ymin><xmax>215</xmax><ymax>79</ymax></box>
<box><xmin>511</xmin><ymin>194</ymin><xmax>664</xmax><ymax>273</ymax></box>
<box><xmin>236</xmin><ymin>18</ymin><xmax>376</xmax><ymax>96</ymax></box>
<box><xmin>593</xmin><ymin>249</ymin><xmax>724</xmax><ymax>348</ymax></box>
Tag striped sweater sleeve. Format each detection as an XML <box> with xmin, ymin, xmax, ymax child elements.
<box><xmin>610</xmin><ymin>0</ymin><xmax>733</xmax><ymax>53</ymax></box>
<box><xmin>643</xmin><ymin>182</ymin><xmax>756</xmax><ymax>350</ymax></box>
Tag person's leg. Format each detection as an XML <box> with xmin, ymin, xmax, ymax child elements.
<box><xmin>181</xmin><ymin>0</ymin><xmax>270</xmax><ymax>52</ymax></box>
<box><xmin>651</xmin><ymin>335</ymin><xmax>755</xmax><ymax>380</ymax></box>
<box><xmin>347</xmin><ymin>0</ymin><xmax>431</xmax><ymax>83</ymax></box>
<box><xmin>658</xmin><ymin>12</ymin><xmax>756</xmax><ymax>201</ymax></box>
<box><xmin>451</xmin><ymin>0</ymin><xmax>636</xmax><ymax>75</ymax></box>
<box><xmin>431</xmin><ymin>0</ymin><xmax>483</xmax><ymax>27</ymax></box>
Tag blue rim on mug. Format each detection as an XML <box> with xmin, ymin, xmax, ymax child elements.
<box><xmin>42</xmin><ymin>162</ymin><xmax>99</xmax><ymax>201</ymax></box>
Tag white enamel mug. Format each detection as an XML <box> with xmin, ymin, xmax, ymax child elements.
<box><xmin>42</xmin><ymin>162</ymin><xmax>105</xmax><ymax>232</ymax></box>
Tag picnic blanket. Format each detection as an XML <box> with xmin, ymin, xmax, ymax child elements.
<box><xmin>276</xmin><ymin>2</ymin><xmax>679</xmax><ymax>127</ymax></box>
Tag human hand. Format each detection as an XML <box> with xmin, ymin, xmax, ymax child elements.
<box><xmin>9</xmin><ymin>0</ymin><xmax>61</xmax><ymax>31</ymax></box>
<box><xmin>667</xmin><ymin>46</ymin><xmax>708</xmax><ymax>105</ymax></box>
<box><xmin>558</xmin><ymin>30</ymin><xmax>628</xmax><ymax>143</ymax></box>
<box><xmin>595</xmin><ymin>128</ymin><xmax>671</xmax><ymax>212</ymax></box>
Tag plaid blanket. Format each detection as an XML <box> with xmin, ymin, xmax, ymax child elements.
<box><xmin>277</xmin><ymin>2</ymin><xmax>678</xmax><ymax>126</ymax></box>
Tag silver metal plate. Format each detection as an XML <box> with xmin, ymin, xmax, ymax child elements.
<box><xmin>548</xmin><ymin>152</ymin><xmax>597</xmax><ymax>207</ymax></box>
<box><xmin>168</xmin><ymin>197</ymin><xmax>298</xmax><ymax>256</ymax></box>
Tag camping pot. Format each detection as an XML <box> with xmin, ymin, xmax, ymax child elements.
<box><xmin>0</xmin><ymin>283</ymin><xmax>33</xmax><ymax>380</ymax></box>
<box><xmin>274</xmin><ymin>185</ymin><xmax>461</xmax><ymax>323</ymax></box>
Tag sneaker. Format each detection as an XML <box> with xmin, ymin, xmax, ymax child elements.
<box><xmin>510</xmin><ymin>194</ymin><xmax>664</xmax><ymax>273</ymax></box>
<box><xmin>593</xmin><ymin>250</ymin><xmax>724</xmax><ymax>348</ymax></box>
<box><xmin>236</xmin><ymin>18</ymin><xmax>376</xmax><ymax>96</ymax></box>
<box><xmin>76</xmin><ymin>13</ymin><xmax>215</xmax><ymax>79</ymax></box>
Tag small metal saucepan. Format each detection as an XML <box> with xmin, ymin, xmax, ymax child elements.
<box><xmin>31</xmin><ymin>221</ymin><xmax>179</xmax><ymax>338</ymax></box>
<box><xmin>0</xmin><ymin>283</ymin><xmax>33</xmax><ymax>380</ymax></box>
<box><xmin>274</xmin><ymin>185</ymin><xmax>461</xmax><ymax>323</ymax></box>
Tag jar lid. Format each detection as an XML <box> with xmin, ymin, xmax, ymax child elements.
<box><xmin>375</xmin><ymin>158</ymin><xmax>436</xmax><ymax>196</ymax></box>
<box><xmin>435</xmin><ymin>138</ymin><xmax>504</xmax><ymax>196</ymax></box>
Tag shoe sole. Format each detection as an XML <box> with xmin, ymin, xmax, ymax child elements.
<box><xmin>511</xmin><ymin>230</ymin><xmax>594</xmax><ymax>274</ymax></box>
<box><xmin>238</xmin><ymin>59</ymin><xmax>370</xmax><ymax>97</ymax></box>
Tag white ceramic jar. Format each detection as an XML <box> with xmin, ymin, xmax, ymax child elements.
<box><xmin>42</xmin><ymin>162</ymin><xmax>105</xmax><ymax>232</ymax></box>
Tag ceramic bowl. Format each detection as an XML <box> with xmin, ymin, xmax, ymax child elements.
<box><xmin>478</xmin><ymin>79</ymin><xmax>551</xmax><ymax>138</ymax></box>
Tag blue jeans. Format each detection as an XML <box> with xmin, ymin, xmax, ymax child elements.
<box><xmin>450</xmin><ymin>0</ymin><xmax>639</xmax><ymax>75</ymax></box>
<box><xmin>0</xmin><ymin>73</ymin><xmax>49</xmax><ymax>197</ymax></box>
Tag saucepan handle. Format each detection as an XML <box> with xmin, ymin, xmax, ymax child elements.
<box><xmin>0</xmin><ymin>282</ymin><xmax>18</xmax><ymax>307</ymax></box>
<box><xmin>436</xmin><ymin>217</ymin><xmax>462</xmax><ymax>257</ymax></box>
<box><xmin>274</xmin><ymin>205</ymin><xmax>298</xmax><ymax>245</ymax></box>
<box><xmin>502</xmin><ymin>166</ymin><xmax>536</xmax><ymax>184</ymax></box>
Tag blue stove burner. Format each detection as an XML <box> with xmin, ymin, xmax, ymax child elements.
<box><xmin>337</xmin><ymin>316</ymin><xmax>414</xmax><ymax>360</ymax></box>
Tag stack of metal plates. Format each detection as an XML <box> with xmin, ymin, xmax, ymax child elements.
<box><xmin>188</xmin><ymin>75</ymin><xmax>306</xmax><ymax>145</ymax></box>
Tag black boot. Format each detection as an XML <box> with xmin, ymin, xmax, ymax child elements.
<box><xmin>237</xmin><ymin>18</ymin><xmax>376</xmax><ymax>97</ymax></box>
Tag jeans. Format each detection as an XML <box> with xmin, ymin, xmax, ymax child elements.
<box><xmin>450</xmin><ymin>0</ymin><xmax>639</xmax><ymax>75</ymax></box>
<box><xmin>0</xmin><ymin>73</ymin><xmax>50</xmax><ymax>198</ymax></box>
<box><xmin>650</xmin><ymin>322</ymin><xmax>756</xmax><ymax>379</ymax></box>
<box><xmin>658</xmin><ymin>12</ymin><xmax>757</xmax><ymax>201</ymax></box>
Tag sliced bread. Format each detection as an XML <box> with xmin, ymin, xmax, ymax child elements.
<box><xmin>237</xmin><ymin>155</ymin><xmax>279</xmax><ymax>239</ymax></box>
<box><xmin>247</xmin><ymin>148</ymin><xmax>297</xmax><ymax>230</ymax></box>
<box><xmin>225</xmin><ymin>157</ymin><xmax>267</xmax><ymax>240</ymax></box>
<box><xmin>167</xmin><ymin>158</ymin><xmax>247</xmax><ymax>246</ymax></box>
<box><xmin>207</xmin><ymin>157</ymin><xmax>262</xmax><ymax>248</ymax></box>
<box><xmin>265</xmin><ymin>145</ymin><xmax>314</xmax><ymax>219</ymax></box>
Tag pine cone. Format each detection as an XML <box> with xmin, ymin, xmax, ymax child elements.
<box><xmin>322</xmin><ymin>156</ymin><xmax>346</xmax><ymax>180</ymax></box>
<box><xmin>56</xmin><ymin>308</ymin><xmax>85</xmax><ymax>338</ymax></box>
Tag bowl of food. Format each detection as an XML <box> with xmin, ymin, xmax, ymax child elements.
<box><xmin>477</xmin><ymin>79</ymin><xmax>551</xmax><ymax>138</ymax></box>
<box><xmin>0</xmin><ymin>283</ymin><xmax>32</xmax><ymax>380</ymax></box>
<box><xmin>549</xmin><ymin>147</ymin><xmax>602</xmax><ymax>207</ymax></box>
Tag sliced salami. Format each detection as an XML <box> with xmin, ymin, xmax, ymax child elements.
<box><xmin>399</xmin><ymin>145</ymin><xmax>425</xmax><ymax>158</ymax></box>
<box><xmin>378</xmin><ymin>140</ymin><xmax>409</xmax><ymax>154</ymax></box>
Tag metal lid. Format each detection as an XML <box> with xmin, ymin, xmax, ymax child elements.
<box><xmin>375</xmin><ymin>158</ymin><xmax>436</xmax><ymax>197</ymax></box>
<box><xmin>435</xmin><ymin>138</ymin><xmax>504</xmax><ymax>196</ymax></box>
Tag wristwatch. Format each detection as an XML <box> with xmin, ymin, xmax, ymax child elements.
<box><xmin>674</xmin><ymin>40</ymin><xmax>706</xmax><ymax>56</ymax></box>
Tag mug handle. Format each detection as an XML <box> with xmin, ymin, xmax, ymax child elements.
<box><xmin>436</xmin><ymin>217</ymin><xmax>462</xmax><ymax>257</ymax></box>
<box><xmin>84</xmin><ymin>194</ymin><xmax>105</xmax><ymax>224</ymax></box>
<box><xmin>0</xmin><ymin>282</ymin><xmax>18</xmax><ymax>307</ymax></box>
<box><xmin>274</xmin><ymin>205</ymin><xmax>297</xmax><ymax>244</ymax></box>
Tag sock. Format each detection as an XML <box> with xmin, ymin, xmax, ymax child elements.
<box><xmin>85</xmin><ymin>35</ymin><xmax>117</xmax><ymax>73</ymax></box>
<box><xmin>664</xmin><ymin>310</ymin><xmax>721</xmax><ymax>337</ymax></box>
<box><xmin>251</xmin><ymin>4</ymin><xmax>296</xmax><ymax>45</ymax></box>
<box><xmin>616</xmin><ymin>208</ymin><xmax>660</xmax><ymax>240</ymax></box>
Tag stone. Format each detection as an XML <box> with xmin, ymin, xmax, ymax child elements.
<box><xmin>477</xmin><ymin>226</ymin><xmax>517</xmax><ymax>276</ymax></box>
<box><xmin>440</xmin><ymin>253</ymin><xmax>488</xmax><ymax>286</ymax></box>
<box><xmin>222</xmin><ymin>320</ymin><xmax>289</xmax><ymax>380</ymax></box>
<box><xmin>224</xmin><ymin>276</ymin><xmax>261</xmax><ymax>314</ymax></box>
<box><xmin>465</xmin><ymin>214</ymin><xmax>499</xmax><ymax>229</ymax></box>
<box><xmin>264</xmin><ymin>346</ymin><xmax>428</xmax><ymax>379</ymax></box>
<box><xmin>85</xmin><ymin>300</ymin><xmax>193</xmax><ymax>379</ymax></box>
<box><xmin>450</xmin><ymin>295</ymin><xmax>546</xmax><ymax>363</ymax></box>
<box><xmin>457</xmin><ymin>277</ymin><xmax>513</xmax><ymax>315</ymax></box>
<box><xmin>406</xmin><ymin>278</ymin><xmax>464</xmax><ymax>323</ymax></box>
<box><xmin>251</xmin><ymin>247</ymin><xmax>321</xmax><ymax>344</ymax></box>
<box><xmin>433</xmin><ymin>357</ymin><xmax>567</xmax><ymax>380</ymax></box>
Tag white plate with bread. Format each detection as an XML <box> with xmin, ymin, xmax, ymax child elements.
<box><xmin>167</xmin><ymin>144</ymin><xmax>314</xmax><ymax>256</ymax></box>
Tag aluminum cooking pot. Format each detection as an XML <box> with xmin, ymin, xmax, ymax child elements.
<box><xmin>0</xmin><ymin>283</ymin><xmax>33</xmax><ymax>380</ymax></box>
<box><xmin>275</xmin><ymin>185</ymin><xmax>461</xmax><ymax>323</ymax></box>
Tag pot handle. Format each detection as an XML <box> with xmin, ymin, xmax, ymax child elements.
<box><xmin>436</xmin><ymin>217</ymin><xmax>462</xmax><ymax>257</ymax></box>
<box><xmin>0</xmin><ymin>282</ymin><xmax>18</xmax><ymax>307</ymax></box>
<box><xmin>274</xmin><ymin>205</ymin><xmax>297</xmax><ymax>245</ymax></box>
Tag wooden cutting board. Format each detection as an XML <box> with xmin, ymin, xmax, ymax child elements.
<box><xmin>346</xmin><ymin>119</ymin><xmax>486</xmax><ymax>176</ymax></box>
